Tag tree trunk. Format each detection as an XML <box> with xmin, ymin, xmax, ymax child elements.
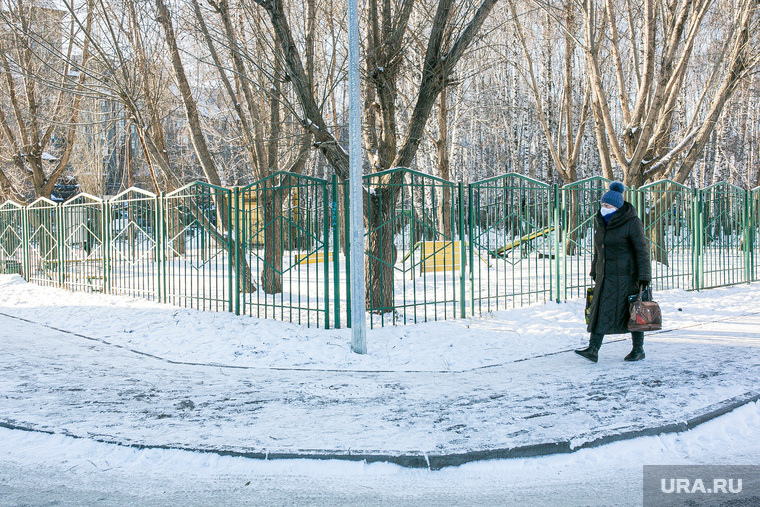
<box><xmin>156</xmin><ymin>0</ymin><xmax>256</xmax><ymax>293</ymax></box>
<box><xmin>254</xmin><ymin>0</ymin><xmax>497</xmax><ymax>315</ymax></box>
<box><xmin>164</xmin><ymin>203</ymin><xmax>187</xmax><ymax>257</ymax></box>
<box><xmin>647</xmin><ymin>192</ymin><xmax>672</xmax><ymax>266</ymax></box>
<box><xmin>436</xmin><ymin>88</ymin><xmax>452</xmax><ymax>238</ymax></box>
<box><xmin>366</xmin><ymin>190</ymin><xmax>396</xmax><ymax>313</ymax></box>
<box><xmin>649</xmin><ymin>220</ymin><xmax>668</xmax><ymax>266</ymax></box>
<box><xmin>261</xmin><ymin>185</ymin><xmax>283</xmax><ymax>294</ymax></box>
<box><xmin>565</xmin><ymin>188</ymin><xmax>579</xmax><ymax>256</ymax></box>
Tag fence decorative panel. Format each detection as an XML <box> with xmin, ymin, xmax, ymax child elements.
<box><xmin>60</xmin><ymin>193</ymin><xmax>105</xmax><ymax>293</ymax></box>
<box><xmin>239</xmin><ymin>172</ymin><xmax>332</xmax><ymax>327</ymax></box>
<box><xmin>25</xmin><ymin>197</ymin><xmax>59</xmax><ymax>288</ymax></box>
<box><xmin>109</xmin><ymin>188</ymin><xmax>159</xmax><ymax>300</ymax></box>
<box><xmin>0</xmin><ymin>202</ymin><xmax>24</xmax><ymax>276</ymax></box>
<box><xmin>638</xmin><ymin>180</ymin><xmax>696</xmax><ymax>291</ymax></box>
<box><xmin>163</xmin><ymin>182</ymin><xmax>233</xmax><ymax>312</ymax></box>
<box><xmin>698</xmin><ymin>182</ymin><xmax>747</xmax><ymax>289</ymax></box>
<box><xmin>362</xmin><ymin>168</ymin><xmax>463</xmax><ymax>326</ymax></box>
<box><xmin>469</xmin><ymin>173</ymin><xmax>555</xmax><ymax>314</ymax></box>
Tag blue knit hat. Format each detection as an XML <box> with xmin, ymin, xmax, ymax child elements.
<box><xmin>601</xmin><ymin>181</ymin><xmax>625</xmax><ymax>209</ymax></box>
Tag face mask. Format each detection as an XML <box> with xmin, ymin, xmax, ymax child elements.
<box><xmin>600</xmin><ymin>207</ymin><xmax>617</xmax><ymax>217</ymax></box>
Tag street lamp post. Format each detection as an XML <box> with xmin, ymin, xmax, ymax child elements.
<box><xmin>348</xmin><ymin>0</ymin><xmax>367</xmax><ymax>354</ymax></box>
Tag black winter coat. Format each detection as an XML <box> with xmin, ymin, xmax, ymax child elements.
<box><xmin>587</xmin><ymin>202</ymin><xmax>651</xmax><ymax>335</ymax></box>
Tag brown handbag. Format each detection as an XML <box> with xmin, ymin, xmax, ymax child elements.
<box><xmin>628</xmin><ymin>287</ymin><xmax>662</xmax><ymax>332</ymax></box>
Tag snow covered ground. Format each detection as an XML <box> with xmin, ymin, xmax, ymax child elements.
<box><xmin>1</xmin><ymin>274</ymin><xmax>759</xmax><ymax>372</ymax></box>
<box><xmin>1</xmin><ymin>274</ymin><xmax>760</xmax><ymax>505</ymax></box>
<box><xmin>1</xmin><ymin>401</ymin><xmax>759</xmax><ymax>506</ymax></box>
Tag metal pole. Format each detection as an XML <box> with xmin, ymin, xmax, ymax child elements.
<box><xmin>102</xmin><ymin>199</ymin><xmax>110</xmax><ymax>294</ymax></box>
<box><xmin>21</xmin><ymin>204</ymin><xmax>30</xmax><ymax>282</ymax></box>
<box><xmin>227</xmin><ymin>189</ymin><xmax>234</xmax><ymax>313</ymax></box>
<box><xmin>553</xmin><ymin>184</ymin><xmax>561</xmax><ymax>303</ymax></box>
<box><xmin>332</xmin><ymin>175</ymin><xmax>341</xmax><ymax>328</ymax></box>
<box><xmin>233</xmin><ymin>186</ymin><xmax>240</xmax><ymax>315</ymax></box>
<box><xmin>468</xmin><ymin>184</ymin><xmax>475</xmax><ymax>316</ymax></box>
<box><xmin>155</xmin><ymin>193</ymin><xmax>163</xmax><ymax>303</ymax></box>
<box><xmin>695</xmin><ymin>188</ymin><xmax>703</xmax><ymax>290</ymax></box>
<box><xmin>458</xmin><ymin>182</ymin><xmax>465</xmax><ymax>318</ymax></box>
<box><xmin>745</xmin><ymin>188</ymin><xmax>752</xmax><ymax>284</ymax></box>
<box><xmin>57</xmin><ymin>203</ymin><xmax>64</xmax><ymax>288</ymax></box>
<box><xmin>348</xmin><ymin>0</ymin><xmax>367</xmax><ymax>353</ymax></box>
<box><xmin>323</xmin><ymin>183</ymin><xmax>330</xmax><ymax>329</ymax></box>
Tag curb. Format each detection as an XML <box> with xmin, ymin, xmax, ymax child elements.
<box><xmin>2</xmin><ymin>392</ymin><xmax>758</xmax><ymax>471</ymax></box>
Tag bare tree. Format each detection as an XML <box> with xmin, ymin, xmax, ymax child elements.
<box><xmin>508</xmin><ymin>0</ymin><xmax>591</xmax><ymax>253</ymax></box>
<box><xmin>0</xmin><ymin>0</ymin><xmax>93</xmax><ymax>202</ymax></box>
<box><xmin>191</xmin><ymin>0</ymin><xmax>313</xmax><ymax>295</ymax></box>
<box><xmin>251</xmin><ymin>0</ymin><xmax>498</xmax><ymax>311</ymax></box>
<box><xmin>581</xmin><ymin>0</ymin><xmax>760</xmax><ymax>187</ymax></box>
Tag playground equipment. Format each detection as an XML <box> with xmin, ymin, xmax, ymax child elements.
<box><xmin>490</xmin><ymin>226</ymin><xmax>555</xmax><ymax>259</ymax></box>
<box><xmin>294</xmin><ymin>251</ymin><xmax>334</xmax><ymax>265</ymax></box>
<box><xmin>401</xmin><ymin>240</ymin><xmax>491</xmax><ymax>276</ymax></box>
<box><xmin>418</xmin><ymin>240</ymin><xmax>461</xmax><ymax>273</ymax></box>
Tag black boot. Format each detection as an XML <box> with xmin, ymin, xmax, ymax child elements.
<box><xmin>625</xmin><ymin>332</ymin><xmax>645</xmax><ymax>361</ymax></box>
<box><xmin>575</xmin><ymin>334</ymin><xmax>603</xmax><ymax>363</ymax></box>
<box><xmin>575</xmin><ymin>345</ymin><xmax>599</xmax><ymax>362</ymax></box>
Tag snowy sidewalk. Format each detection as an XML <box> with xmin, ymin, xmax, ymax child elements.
<box><xmin>1</xmin><ymin>276</ymin><xmax>760</xmax><ymax>468</ymax></box>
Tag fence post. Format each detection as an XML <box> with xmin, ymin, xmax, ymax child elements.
<box><xmin>233</xmin><ymin>186</ymin><xmax>240</xmax><ymax>315</ymax></box>
<box><xmin>155</xmin><ymin>193</ymin><xmax>163</xmax><ymax>303</ymax></box>
<box><xmin>553</xmin><ymin>184</ymin><xmax>561</xmax><ymax>303</ymax></box>
<box><xmin>468</xmin><ymin>184</ymin><xmax>475</xmax><ymax>316</ymax></box>
<box><xmin>752</xmin><ymin>190</ymin><xmax>757</xmax><ymax>282</ymax></box>
<box><xmin>745</xmin><ymin>188</ymin><xmax>751</xmax><ymax>284</ymax></box>
<box><xmin>452</xmin><ymin>181</ymin><xmax>464</xmax><ymax>319</ymax></box>
<box><xmin>226</xmin><ymin>188</ymin><xmax>234</xmax><ymax>313</ymax></box>
<box><xmin>102</xmin><ymin>199</ymin><xmax>111</xmax><ymax>294</ymax></box>
<box><xmin>56</xmin><ymin>203</ymin><xmax>64</xmax><ymax>288</ymax></box>
<box><xmin>630</xmin><ymin>186</ymin><xmax>639</xmax><ymax>217</ymax></box>
<box><xmin>343</xmin><ymin>182</ymin><xmax>352</xmax><ymax>327</ymax></box>
<box><xmin>21</xmin><ymin>203</ymin><xmax>30</xmax><ymax>282</ymax></box>
<box><xmin>694</xmin><ymin>188</ymin><xmax>702</xmax><ymax>291</ymax></box>
<box><xmin>323</xmin><ymin>182</ymin><xmax>330</xmax><ymax>329</ymax></box>
<box><xmin>559</xmin><ymin>184</ymin><xmax>567</xmax><ymax>302</ymax></box>
<box><xmin>331</xmin><ymin>175</ymin><xmax>341</xmax><ymax>328</ymax></box>
<box><xmin>451</xmin><ymin>181</ymin><xmax>472</xmax><ymax>319</ymax></box>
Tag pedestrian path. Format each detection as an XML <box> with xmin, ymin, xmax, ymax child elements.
<box><xmin>1</xmin><ymin>312</ymin><xmax>759</xmax><ymax>469</ymax></box>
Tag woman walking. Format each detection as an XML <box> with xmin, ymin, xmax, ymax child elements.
<box><xmin>576</xmin><ymin>181</ymin><xmax>651</xmax><ymax>363</ymax></box>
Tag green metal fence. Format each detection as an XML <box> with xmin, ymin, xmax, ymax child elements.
<box><xmin>699</xmin><ymin>182</ymin><xmax>748</xmax><ymax>289</ymax></box>
<box><xmin>638</xmin><ymin>180</ymin><xmax>696</xmax><ymax>291</ymax></box>
<box><xmin>163</xmin><ymin>182</ymin><xmax>233</xmax><ymax>312</ymax></box>
<box><xmin>59</xmin><ymin>193</ymin><xmax>106</xmax><ymax>293</ymax></box>
<box><xmin>362</xmin><ymin>168</ymin><xmax>463</xmax><ymax>326</ymax></box>
<box><xmin>0</xmin><ymin>201</ymin><xmax>23</xmax><ymax>276</ymax></box>
<box><xmin>469</xmin><ymin>173</ymin><xmax>556</xmax><ymax>314</ymax></box>
<box><xmin>560</xmin><ymin>176</ymin><xmax>610</xmax><ymax>300</ymax></box>
<box><xmin>2</xmin><ymin>173</ymin><xmax>760</xmax><ymax>329</ymax></box>
<box><xmin>110</xmin><ymin>188</ymin><xmax>160</xmax><ymax>300</ymax></box>
<box><xmin>25</xmin><ymin>197</ymin><xmax>59</xmax><ymax>288</ymax></box>
<box><xmin>239</xmin><ymin>171</ymin><xmax>333</xmax><ymax>327</ymax></box>
<box><xmin>753</xmin><ymin>187</ymin><xmax>760</xmax><ymax>282</ymax></box>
